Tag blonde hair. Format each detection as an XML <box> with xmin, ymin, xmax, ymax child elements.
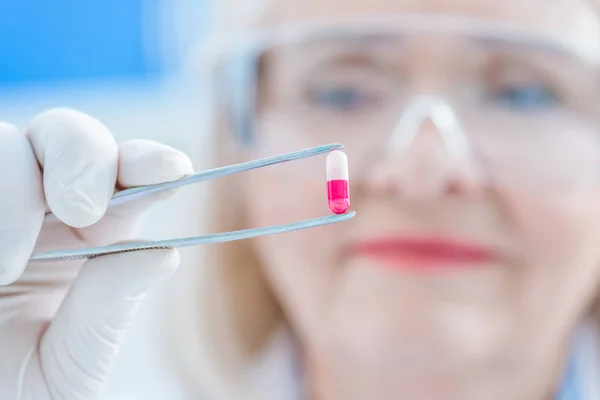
<box><xmin>167</xmin><ymin>3</ymin><xmax>285</xmax><ymax>391</ymax></box>
<box><xmin>167</xmin><ymin>132</ymin><xmax>285</xmax><ymax>399</ymax></box>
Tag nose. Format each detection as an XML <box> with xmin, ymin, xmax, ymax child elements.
<box><xmin>368</xmin><ymin>95</ymin><xmax>483</xmax><ymax>200</ymax></box>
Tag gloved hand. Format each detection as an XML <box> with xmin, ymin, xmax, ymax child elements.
<box><xmin>0</xmin><ymin>108</ymin><xmax>194</xmax><ymax>400</ymax></box>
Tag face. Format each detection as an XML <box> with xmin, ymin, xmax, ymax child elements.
<box><xmin>236</xmin><ymin>0</ymin><xmax>600</xmax><ymax>398</ymax></box>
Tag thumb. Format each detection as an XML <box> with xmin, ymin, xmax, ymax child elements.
<box><xmin>25</xmin><ymin>248</ymin><xmax>180</xmax><ymax>400</ymax></box>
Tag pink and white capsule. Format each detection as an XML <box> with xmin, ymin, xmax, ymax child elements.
<box><xmin>326</xmin><ymin>150</ymin><xmax>350</xmax><ymax>214</ymax></box>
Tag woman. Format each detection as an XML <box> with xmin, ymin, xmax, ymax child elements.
<box><xmin>1</xmin><ymin>0</ymin><xmax>600</xmax><ymax>399</ymax></box>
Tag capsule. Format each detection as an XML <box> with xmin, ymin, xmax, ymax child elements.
<box><xmin>326</xmin><ymin>150</ymin><xmax>350</xmax><ymax>214</ymax></box>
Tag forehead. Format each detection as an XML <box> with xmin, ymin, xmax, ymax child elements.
<box><xmin>259</xmin><ymin>0</ymin><xmax>600</xmax><ymax>42</ymax></box>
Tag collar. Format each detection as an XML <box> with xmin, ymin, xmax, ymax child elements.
<box><xmin>560</xmin><ymin>319</ymin><xmax>600</xmax><ymax>400</ymax></box>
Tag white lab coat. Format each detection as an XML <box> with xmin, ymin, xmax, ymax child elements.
<box><xmin>103</xmin><ymin>281</ymin><xmax>195</xmax><ymax>400</ymax></box>
<box><xmin>103</xmin><ymin>267</ymin><xmax>302</xmax><ymax>400</ymax></box>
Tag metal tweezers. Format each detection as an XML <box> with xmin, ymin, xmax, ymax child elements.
<box><xmin>30</xmin><ymin>143</ymin><xmax>356</xmax><ymax>262</ymax></box>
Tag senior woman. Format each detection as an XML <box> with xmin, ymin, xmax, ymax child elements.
<box><xmin>2</xmin><ymin>0</ymin><xmax>600</xmax><ymax>399</ymax></box>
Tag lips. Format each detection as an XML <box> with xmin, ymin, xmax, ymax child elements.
<box><xmin>350</xmin><ymin>237</ymin><xmax>495</xmax><ymax>270</ymax></box>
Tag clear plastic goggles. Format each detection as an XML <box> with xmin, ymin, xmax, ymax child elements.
<box><xmin>219</xmin><ymin>15</ymin><xmax>600</xmax><ymax>189</ymax></box>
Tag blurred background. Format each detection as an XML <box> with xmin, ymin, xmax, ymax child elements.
<box><xmin>0</xmin><ymin>0</ymin><xmax>212</xmax><ymax>237</ymax></box>
<box><xmin>0</xmin><ymin>2</ymin><xmax>214</xmax><ymax>396</ymax></box>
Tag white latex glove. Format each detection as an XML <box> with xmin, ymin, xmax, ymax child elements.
<box><xmin>0</xmin><ymin>109</ymin><xmax>194</xmax><ymax>400</ymax></box>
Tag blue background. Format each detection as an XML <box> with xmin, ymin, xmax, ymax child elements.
<box><xmin>0</xmin><ymin>0</ymin><xmax>207</xmax><ymax>87</ymax></box>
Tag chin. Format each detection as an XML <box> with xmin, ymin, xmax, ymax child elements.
<box><xmin>328</xmin><ymin>277</ymin><xmax>513</xmax><ymax>370</ymax></box>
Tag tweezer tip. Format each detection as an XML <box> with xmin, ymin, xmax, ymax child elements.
<box><xmin>336</xmin><ymin>211</ymin><xmax>356</xmax><ymax>220</ymax></box>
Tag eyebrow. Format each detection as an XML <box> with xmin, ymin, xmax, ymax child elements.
<box><xmin>301</xmin><ymin>49</ymin><xmax>399</xmax><ymax>80</ymax></box>
<box><xmin>309</xmin><ymin>34</ymin><xmax>590</xmax><ymax>69</ymax></box>
<box><xmin>473</xmin><ymin>36</ymin><xmax>575</xmax><ymax>58</ymax></box>
<box><xmin>266</xmin><ymin>31</ymin><xmax>600</xmax><ymax>82</ymax></box>
<box><xmin>324</xmin><ymin>31</ymin><xmax>573</xmax><ymax>57</ymax></box>
<box><xmin>293</xmin><ymin>35</ymin><xmax>403</xmax><ymax>71</ymax></box>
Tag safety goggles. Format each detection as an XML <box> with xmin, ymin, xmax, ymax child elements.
<box><xmin>218</xmin><ymin>15</ymin><xmax>600</xmax><ymax>189</ymax></box>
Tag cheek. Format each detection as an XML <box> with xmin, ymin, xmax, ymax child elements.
<box><xmin>241</xmin><ymin>167</ymin><xmax>349</xmax><ymax>338</ymax></box>
<box><xmin>502</xmin><ymin>186</ymin><xmax>600</xmax><ymax>328</ymax></box>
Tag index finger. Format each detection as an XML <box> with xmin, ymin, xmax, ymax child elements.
<box><xmin>27</xmin><ymin>109</ymin><xmax>119</xmax><ymax>229</ymax></box>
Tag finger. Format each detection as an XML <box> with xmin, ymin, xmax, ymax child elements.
<box><xmin>27</xmin><ymin>108</ymin><xmax>119</xmax><ymax>229</ymax></box>
<box><xmin>118</xmin><ymin>139</ymin><xmax>194</xmax><ymax>188</ymax></box>
<box><xmin>29</xmin><ymin>248</ymin><xmax>180</xmax><ymax>400</ymax></box>
<box><xmin>76</xmin><ymin>139</ymin><xmax>194</xmax><ymax>245</ymax></box>
<box><xmin>0</xmin><ymin>122</ymin><xmax>45</xmax><ymax>285</ymax></box>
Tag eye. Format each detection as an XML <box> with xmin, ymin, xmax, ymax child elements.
<box><xmin>490</xmin><ymin>84</ymin><xmax>560</xmax><ymax>111</ymax></box>
<box><xmin>306</xmin><ymin>85</ymin><xmax>378</xmax><ymax>111</ymax></box>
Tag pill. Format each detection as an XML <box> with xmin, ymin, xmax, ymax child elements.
<box><xmin>326</xmin><ymin>150</ymin><xmax>350</xmax><ymax>214</ymax></box>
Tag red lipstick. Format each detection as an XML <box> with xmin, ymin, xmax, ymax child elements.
<box><xmin>351</xmin><ymin>237</ymin><xmax>494</xmax><ymax>270</ymax></box>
